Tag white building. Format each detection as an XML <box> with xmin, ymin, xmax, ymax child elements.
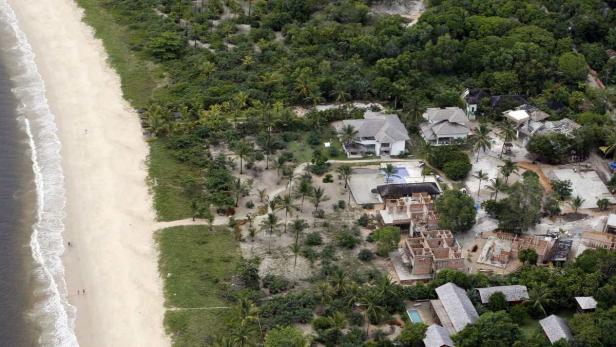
<box><xmin>420</xmin><ymin>107</ymin><xmax>472</xmax><ymax>145</ymax></box>
<box><xmin>335</xmin><ymin>111</ymin><xmax>409</xmax><ymax>157</ymax></box>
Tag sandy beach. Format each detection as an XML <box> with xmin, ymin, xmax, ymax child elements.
<box><xmin>7</xmin><ymin>0</ymin><xmax>169</xmax><ymax>346</ymax></box>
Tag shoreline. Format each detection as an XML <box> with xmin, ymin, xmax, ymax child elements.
<box><xmin>7</xmin><ymin>0</ymin><xmax>169</xmax><ymax>346</ymax></box>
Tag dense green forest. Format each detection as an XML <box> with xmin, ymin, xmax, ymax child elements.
<box><xmin>79</xmin><ymin>0</ymin><xmax>616</xmax><ymax>346</ymax></box>
<box><xmin>93</xmin><ymin>0</ymin><xmax>616</xmax><ymax>214</ymax></box>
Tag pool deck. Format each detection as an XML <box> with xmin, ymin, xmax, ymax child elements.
<box><xmin>405</xmin><ymin>300</ymin><xmax>435</xmax><ymax>325</ymax></box>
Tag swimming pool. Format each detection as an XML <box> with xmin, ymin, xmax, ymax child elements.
<box><xmin>407</xmin><ymin>309</ymin><xmax>423</xmax><ymax>323</ymax></box>
<box><xmin>383</xmin><ymin>167</ymin><xmax>410</xmax><ymax>183</ymax></box>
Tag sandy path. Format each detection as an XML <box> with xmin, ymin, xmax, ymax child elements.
<box><xmin>7</xmin><ymin>0</ymin><xmax>169</xmax><ymax>346</ymax></box>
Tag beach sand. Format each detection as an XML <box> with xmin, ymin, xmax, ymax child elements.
<box><xmin>7</xmin><ymin>0</ymin><xmax>169</xmax><ymax>346</ymax></box>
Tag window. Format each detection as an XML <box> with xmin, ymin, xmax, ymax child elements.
<box><xmin>381</xmin><ymin>143</ymin><xmax>390</xmax><ymax>148</ymax></box>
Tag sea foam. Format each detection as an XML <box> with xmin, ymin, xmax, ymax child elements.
<box><xmin>0</xmin><ymin>1</ymin><xmax>78</xmax><ymax>346</ymax></box>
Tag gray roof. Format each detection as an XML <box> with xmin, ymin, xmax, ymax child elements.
<box><xmin>435</xmin><ymin>283</ymin><xmax>479</xmax><ymax>332</ymax></box>
<box><xmin>340</xmin><ymin>111</ymin><xmax>410</xmax><ymax>143</ymax></box>
<box><xmin>421</xmin><ymin>107</ymin><xmax>471</xmax><ymax>138</ymax></box>
<box><xmin>423</xmin><ymin>107</ymin><xmax>469</xmax><ymax>126</ymax></box>
<box><xmin>423</xmin><ymin>324</ymin><xmax>454</xmax><ymax>347</ymax></box>
<box><xmin>539</xmin><ymin>315</ymin><xmax>573</xmax><ymax>344</ymax></box>
<box><xmin>477</xmin><ymin>285</ymin><xmax>529</xmax><ymax>304</ymax></box>
<box><xmin>575</xmin><ymin>296</ymin><xmax>597</xmax><ymax>310</ymax></box>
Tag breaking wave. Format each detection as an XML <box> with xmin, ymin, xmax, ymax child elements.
<box><xmin>0</xmin><ymin>1</ymin><xmax>78</xmax><ymax>345</ymax></box>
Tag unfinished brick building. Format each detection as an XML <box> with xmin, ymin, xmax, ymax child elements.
<box><xmin>379</xmin><ymin>192</ymin><xmax>438</xmax><ymax>230</ymax></box>
<box><xmin>402</xmin><ymin>229</ymin><xmax>465</xmax><ymax>276</ymax></box>
<box><xmin>581</xmin><ymin>231</ymin><xmax>616</xmax><ymax>250</ymax></box>
<box><xmin>488</xmin><ymin>232</ymin><xmax>555</xmax><ymax>264</ymax></box>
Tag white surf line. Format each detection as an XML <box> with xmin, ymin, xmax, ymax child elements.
<box><xmin>0</xmin><ymin>1</ymin><xmax>78</xmax><ymax>345</ymax></box>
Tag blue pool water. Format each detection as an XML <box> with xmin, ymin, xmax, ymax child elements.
<box><xmin>383</xmin><ymin>167</ymin><xmax>409</xmax><ymax>183</ymax></box>
<box><xmin>407</xmin><ymin>309</ymin><xmax>423</xmax><ymax>323</ymax></box>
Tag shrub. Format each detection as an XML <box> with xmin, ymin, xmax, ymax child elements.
<box><xmin>527</xmin><ymin>133</ymin><xmax>573</xmax><ymax>164</ymax></box>
<box><xmin>349</xmin><ymin>312</ymin><xmax>365</xmax><ymax>326</ymax></box>
<box><xmin>337</xmin><ymin>200</ymin><xmax>346</xmax><ymax>209</ymax></box>
<box><xmin>321</xmin><ymin>244</ymin><xmax>337</xmax><ymax>260</ymax></box>
<box><xmin>301</xmin><ymin>246</ymin><xmax>319</xmax><ymax>264</ymax></box>
<box><xmin>357</xmin><ymin>213</ymin><xmax>370</xmax><ymax>227</ymax></box>
<box><xmin>337</xmin><ymin>230</ymin><xmax>360</xmax><ymax>249</ymax></box>
<box><xmin>237</xmin><ymin>258</ymin><xmax>260</xmax><ymax>290</ymax></box>
<box><xmin>487</xmin><ymin>292</ymin><xmax>508</xmax><ymax>311</ymax></box>
<box><xmin>372</xmin><ymin>226</ymin><xmax>401</xmax><ymax>256</ymax></box>
<box><xmin>442</xmin><ymin>159</ymin><xmax>472</xmax><ymax>180</ymax></box>
<box><xmin>245</xmin><ymin>200</ymin><xmax>255</xmax><ymax>209</ymax></box>
<box><xmin>262</xmin><ymin>274</ymin><xmax>292</xmax><ymax>294</ymax></box>
<box><xmin>323</xmin><ymin>174</ymin><xmax>334</xmax><ymax>183</ymax></box>
<box><xmin>313</xmin><ymin>209</ymin><xmax>326</xmax><ymax>219</ymax></box>
<box><xmin>427</xmin><ymin>146</ymin><xmax>471</xmax><ymax>180</ymax></box>
<box><xmin>358</xmin><ymin>249</ymin><xmax>374</xmax><ymax>262</ymax></box>
<box><xmin>305</xmin><ymin>232</ymin><xmax>323</xmax><ymax>246</ymax></box>
<box><xmin>312</xmin><ymin>316</ymin><xmax>333</xmax><ymax>332</ymax></box>
<box><xmin>328</xmin><ymin>146</ymin><xmax>340</xmax><ymax>157</ymax></box>
<box><xmin>482</xmin><ymin>200</ymin><xmax>504</xmax><ymax>218</ymax></box>
<box><xmin>261</xmin><ymin>292</ymin><xmax>316</xmax><ymax>328</ymax></box>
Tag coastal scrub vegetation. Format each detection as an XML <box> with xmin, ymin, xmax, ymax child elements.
<box><xmin>74</xmin><ymin>0</ymin><xmax>616</xmax><ymax>345</ymax></box>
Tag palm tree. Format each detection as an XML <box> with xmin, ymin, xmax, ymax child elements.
<box><xmin>274</xmin><ymin>157</ymin><xmax>285</xmax><ymax>178</ymax></box>
<box><xmin>383</xmin><ymin>163</ymin><xmax>397</xmax><ymax>183</ymax></box>
<box><xmin>337</xmin><ymin>164</ymin><xmax>352</xmax><ymax>188</ymax></box>
<box><xmin>418</xmin><ymin>139</ymin><xmax>432</xmax><ymax>160</ymax></box>
<box><xmin>330</xmin><ymin>86</ymin><xmax>351</xmax><ymax>103</ymax></box>
<box><xmin>316</xmin><ymin>282</ymin><xmax>333</xmax><ymax>307</ymax></box>
<box><xmin>472</xmin><ymin>124</ymin><xmax>492</xmax><ymax>162</ymax></box>
<box><xmin>360</xmin><ymin>290</ymin><xmax>385</xmax><ymax>336</ymax></box>
<box><xmin>486</xmin><ymin>177</ymin><xmax>506</xmax><ymax>200</ymax></box>
<box><xmin>473</xmin><ymin>170</ymin><xmax>489</xmax><ymax>196</ymax></box>
<box><xmin>570</xmin><ymin>195</ymin><xmax>585</xmax><ymax>214</ymax></box>
<box><xmin>260</xmin><ymin>213</ymin><xmax>280</xmax><ymax>253</ymax></box>
<box><xmin>294</xmin><ymin>179</ymin><xmax>313</xmax><ymax>211</ymax></box>
<box><xmin>282</xmin><ymin>166</ymin><xmax>297</xmax><ymax>191</ymax></box>
<box><xmin>232</xmin><ymin>140</ymin><xmax>253</xmax><ymax>174</ymax></box>
<box><xmin>257</xmin><ymin>188</ymin><xmax>267</xmax><ymax>203</ymax></box>
<box><xmin>310</xmin><ymin>186</ymin><xmax>329</xmax><ymax>211</ymax></box>
<box><xmin>602</xmin><ymin>131</ymin><xmax>616</xmax><ymax>159</ymax></box>
<box><xmin>339</xmin><ymin>124</ymin><xmax>358</xmax><ymax>147</ymax></box>
<box><xmin>290</xmin><ymin>219</ymin><xmax>308</xmax><ymax>267</ymax></box>
<box><xmin>597</xmin><ymin>198</ymin><xmax>610</xmax><ymax>211</ymax></box>
<box><xmin>528</xmin><ymin>284</ymin><xmax>555</xmax><ymax>317</ymax></box>
<box><xmin>498</xmin><ymin>122</ymin><xmax>517</xmax><ymax>158</ymax></box>
<box><xmin>421</xmin><ymin>166</ymin><xmax>433</xmax><ymax>182</ymax></box>
<box><xmin>375</xmin><ymin>275</ymin><xmax>399</xmax><ymax>301</ymax></box>
<box><xmin>330</xmin><ymin>269</ymin><xmax>349</xmax><ymax>295</ymax></box>
<box><xmin>146</xmin><ymin>105</ymin><xmax>170</xmax><ymax>137</ymax></box>
<box><xmin>235</xmin><ymin>297</ymin><xmax>262</xmax><ymax>338</ymax></box>
<box><xmin>231</xmin><ymin>320</ymin><xmax>257</xmax><ymax>347</ymax></box>
<box><xmin>211</xmin><ymin>335</ymin><xmax>239</xmax><ymax>347</ymax></box>
<box><xmin>230</xmin><ymin>178</ymin><xmax>251</xmax><ymax>207</ymax></box>
<box><xmin>278</xmin><ymin>194</ymin><xmax>299</xmax><ymax>233</ymax></box>
<box><xmin>499</xmin><ymin>159</ymin><xmax>518</xmax><ymax>184</ymax></box>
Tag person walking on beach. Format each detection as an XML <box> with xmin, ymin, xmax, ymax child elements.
<box><xmin>82</xmin><ymin>289</ymin><xmax>86</xmax><ymax>295</ymax></box>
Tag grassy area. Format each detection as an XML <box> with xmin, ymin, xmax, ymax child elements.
<box><xmin>75</xmin><ymin>0</ymin><xmax>160</xmax><ymax>108</ymax></box>
<box><xmin>148</xmin><ymin>140</ymin><xmax>200</xmax><ymax>221</ymax></box>
<box><xmin>157</xmin><ymin>225</ymin><xmax>241</xmax><ymax>345</ymax></box>
<box><xmin>288</xmin><ymin>140</ymin><xmax>314</xmax><ymax>163</ymax></box>
<box><xmin>519</xmin><ymin>317</ymin><xmax>541</xmax><ymax>339</ymax></box>
<box><xmin>75</xmin><ymin>0</ymin><xmax>192</xmax><ymax>221</ymax></box>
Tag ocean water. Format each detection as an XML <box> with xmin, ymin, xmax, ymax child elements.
<box><xmin>0</xmin><ymin>1</ymin><xmax>78</xmax><ymax>346</ymax></box>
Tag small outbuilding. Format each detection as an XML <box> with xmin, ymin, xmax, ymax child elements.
<box><xmin>539</xmin><ymin>314</ymin><xmax>573</xmax><ymax>344</ymax></box>
<box><xmin>423</xmin><ymin>324</ymin><xmax>454</xmax><ymax>347</ymax></box>
<box><xmin>575</xmin><ymin>296</ymin><xmax>597</xmax><ymax>312</ymax></box>
<box><xmin>605</xmin><ymin>214</ymin><xmax>616</xmax><ymax>234</ymax></box>
<box><xmin>477</xmin><ymin>285</ymin><xmax>529</xmax><ymax>304</ymax></box>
